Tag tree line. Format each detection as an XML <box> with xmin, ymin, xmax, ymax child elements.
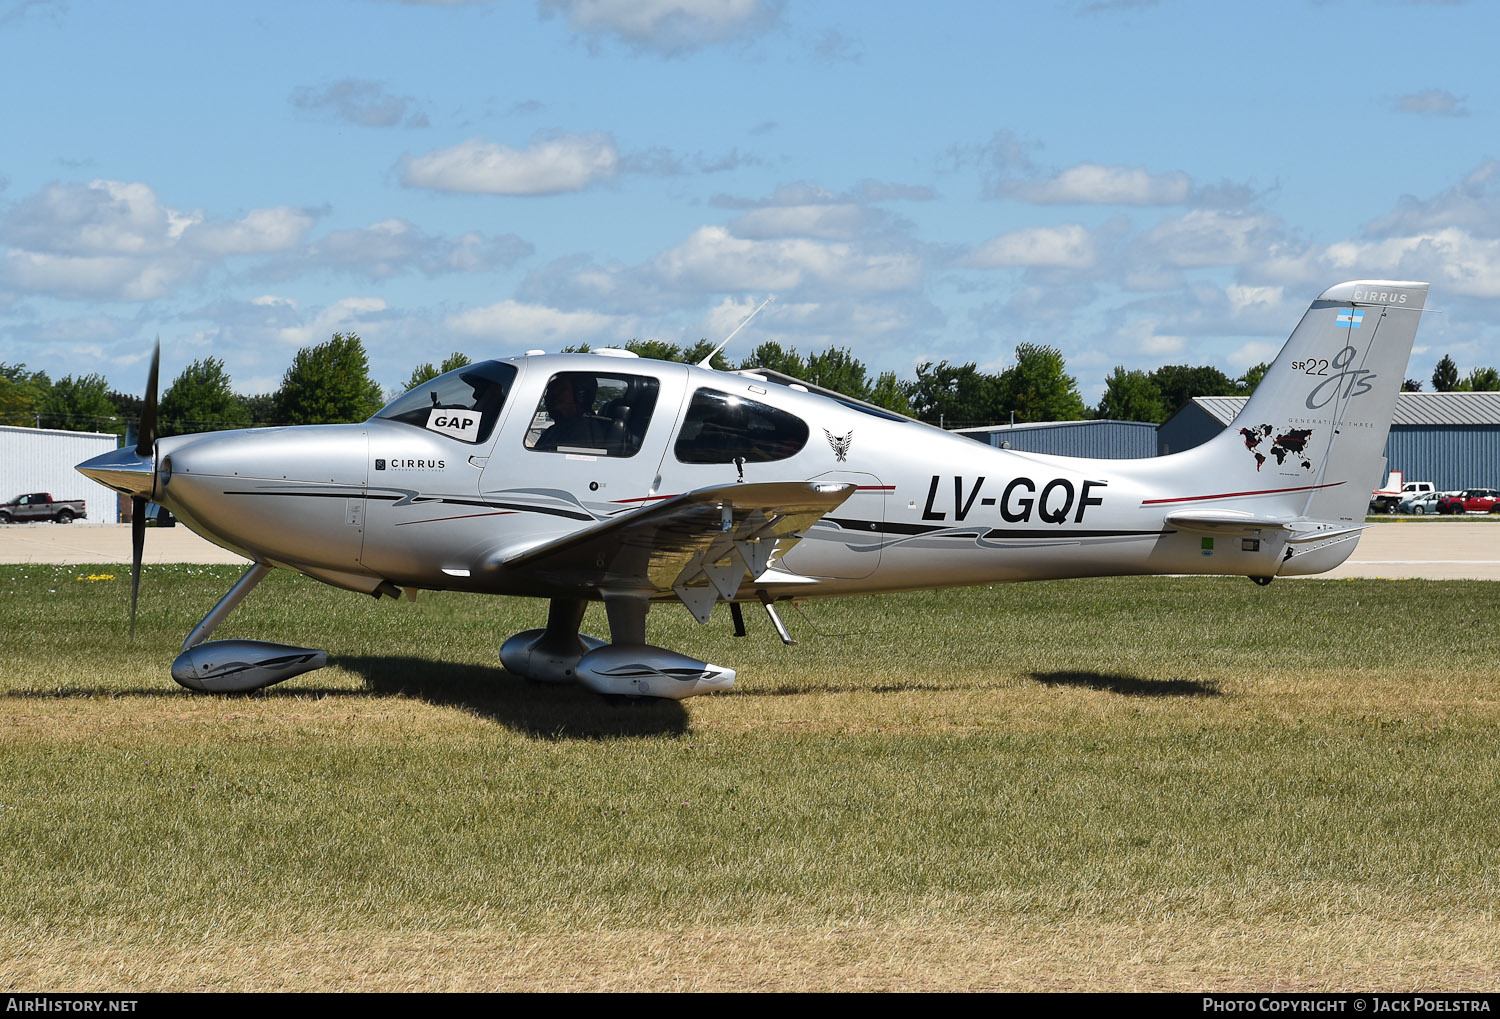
<box><xmin>0</xmin><ymin>333</ymin><xmax>389</xmax><ymax>439</ymax></box>
<box><xmin>3</xmin><ymin>333</ymin><xmax>1497</xmax><ymax>439</ymax></box>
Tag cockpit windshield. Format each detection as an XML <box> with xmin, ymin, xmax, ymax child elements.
<box><xmin>373</xmin><ymin>360</ymin><xmax>518</xmax><ymax>445</ymax></box>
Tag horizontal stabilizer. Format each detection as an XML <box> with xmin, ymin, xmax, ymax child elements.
<box><xmin>1164</xmin><ymin>508</ymin><xmax>1299</xmax><ymax>534</ymax></box>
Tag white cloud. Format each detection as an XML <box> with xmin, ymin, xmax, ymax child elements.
<box><xmin>730</xmin><ymin>203</ymin><xmax>873</xmax><ymax>241</ymax></box>
<box><xmin>183</xmin><ymin>206</ymin><xmax>318</xmax><ymax>256</ymax></box>
<box><xmin>700</xmin><ymin>294</ymin><xmax>769</xmax><ymax>343</ymax></box>
<box><xmin>1115</xmin><ymin>317</ymin><xmax>1186</xmax><ymax>357</ymax></box>
<box><xmin>1140</xmin><ymin>210</ymin><xmax>1279</xmax><ymax>268</ymax></box>
<box><xmin>1229</xmin><ymin>163</ymin><xmax>1500</xmax><ymax>308</ymax></box>
<box><xmin>445</xmin><ymin>299</ymin><xmax>628</xmax><ymax>345</ymax></box>
<box><xmin>260</xmin><ymin>218</ymin><xmax>533</xmax><ymax>280</ymax></box>
<box><xmin>274</xmin><ymin>297</ymin><xmax>388</xmax><ymax>347</ymax></box>
<box><xmin>400</xmin><ymin>133</ymin><xmax>619</xmax><ymax>195</ymax></box>
<box><xmin>31</xmin><ymin>315</ymin><xmax>124</xmax><ymax>345</ymax></box>
<box><xmin>1323</xmin><ymin>229</ymin><xmax>1500</xmax><ymax>299</ymax></box>
<box><xmin>697</xmin><ymin>293</ymin><xmax>938</xmax><ymax>363</ymax></box>
<box><xmin>290</xmin><ymin>78</ymin><xmax>428</xmax><ymax>128</ymax></box>
<box><xmin>3</xmin><ymin>179</ymin><xmax>193</xmax><ymax>255</ymax></box>
<box><xmin>651</xmin><ymin>224</ymin><xmax>921</xmax><ymax>294</ymax></box>
<box><xmin>965</xmin><ymin>224</ymin><xmax>1095</xmax><ymax>269</ymax></box>
<box><xmin>1</xmin><ymin>250</ymin><xmax>197</xmax><ymax>301</ymax></box>
<box><xmin>1363</xmin><ymin>160</ymin><xmax>1500</xmax><ymax>239</ymax></box>
<box><xmin>441</xmin><ymin>231</ymin><xmax>533</xmax><ymax>272</ymax></box>
<box><xmin>1001</xmin><ymin>163</ymin><xmax>1193</xmax><ymax>205</ymax></box>
<box><xmin>1225</xmin><ymin>284</ymin><xmax>1283</xmax><ymax>311</ymax></box>
<box><xmin>0</xmin><ymin>179</ymin><xmax>316</xmax><ymax>301</ymax></box>
<box><xmin>1228</xmin><ymin>340</ymin><xmax>1281</xmax><ymax>371</ymax></box>
<box><xmin>712</xmin><ymin>179</ymin><xmax>932</xmax><ymax>212</ymax></box>
<box><xmin>508</xmin><ymin>196</ymin><xmax>936</xmax><ymax>360</ymax></box>
<box><xmin>964</xmin><ymin>137</ymin><xmax>1253</xmax><ymax>209</ymax></box>
<box><xmin>539</xmin><ymin>0</ymin><xmax>783</xmax><ymax>55</ymax></box>
<box><xmin>618</xmin><ymin>145</ymin><xmax>764</xmax><ymax>176</ymax></box>
<box><xmin>1393</xmin><ymin>89</ymin><xmax>1467</xmax><ymax>117</ymax></box>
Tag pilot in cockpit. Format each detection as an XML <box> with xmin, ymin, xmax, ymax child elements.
<box><xmin>536</xmin><ymin>374</ymin><xmax>608</xmax><ymax>451</ymax></box>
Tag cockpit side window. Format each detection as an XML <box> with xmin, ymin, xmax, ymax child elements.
<box><xmin>673</xmin><ymin>388</ymin><xmax>809</xmax><ymax>464</ymax></box>
<box><xmin>373</xmin><ymin>360</ymin><xmax>517</xmax><ymax>445</ymax></box>
<box><xmin>524</xmin><ymin>371</ymin><xmax>661</xmax><ymax>458</ymax></box>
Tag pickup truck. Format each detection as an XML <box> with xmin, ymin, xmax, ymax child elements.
<box><xmin>1370</xmin><ymin>471</ymin><xmax>1435</xmax><ymax>513</ymax></box>
<box><xmin>0</xmin><ymin>492</ymin><xmax>87</xmax><ymax>524</ymax></box>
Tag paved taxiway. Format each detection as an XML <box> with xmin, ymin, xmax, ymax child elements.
<box><xmin>0</xmin><ymin>521</ymin><xmax>1495</xmax><ymax>579</ymax></box>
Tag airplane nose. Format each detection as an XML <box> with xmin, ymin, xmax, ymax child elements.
<box><xmin>77</xmin><ymin>445</ymin><xmax>156</xmax><ymax>500</ymax></box>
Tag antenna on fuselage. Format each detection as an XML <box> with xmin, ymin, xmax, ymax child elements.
<box><xmin>697</xmin><ymin>295</ymin><xmax>774</xmax><ymax>368</ymax></box>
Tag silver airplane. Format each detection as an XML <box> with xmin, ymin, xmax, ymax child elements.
<box><xmin>78</xmin><ymin>279</ymin><xmax>1428</xmax><ymax>698</ymax></box>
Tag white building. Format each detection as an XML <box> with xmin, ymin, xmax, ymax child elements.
<box><xmin>0</xmin><ymin>426</ymin><xmax>121</xmax><ymax>523</ymax></box>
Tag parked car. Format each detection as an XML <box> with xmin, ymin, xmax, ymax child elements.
<box><xmin>1398</xmin><ymin>491</ymin><xmax>1447</xmax><ymax>515</ymax></box>
<box><xmin>1437</xmin><ymin>489</ymin><xmax>1500</xmax><ymax>514</ymax></box>
<box><xmin>0</xmin><ymin>492</ymin><xmax>86</xmax><ymax>524</ymax></box>
<box><xmin>1370</xmin><ymin>471</ymin><xmax>1435</xmax><ymax>513</ymax></box>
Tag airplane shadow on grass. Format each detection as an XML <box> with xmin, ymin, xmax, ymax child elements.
<box><xmin>1030</xmin><ymin>671</ymin><xmax>1221</xmax><ymax>698</ymax></box>
<box><xmin>335</xmin><ymin>655</ymin><xmax>690</xmax><ymax>739</ymax></box>
<box><xmin>6</xmin><ymin>660</ymin><xmax>688</xmax><ymax>739</ymax></box>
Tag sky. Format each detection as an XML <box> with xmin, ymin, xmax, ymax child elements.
<box><xmin>2</xmin><ymin>0</ymin><xmax>1499</xmax><ymax>406</ymax></box>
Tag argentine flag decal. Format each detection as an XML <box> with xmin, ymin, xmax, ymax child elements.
<box><xmin>1336</xmin><ymin>309</ymin><xmax>1365</xmax><ymax>328</ymax></box>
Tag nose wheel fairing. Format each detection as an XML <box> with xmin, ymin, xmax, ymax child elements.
<box><xmin>172</xmin><ymin>640</ymin><xmax>329</xmax><ymax>693</ymax></box>
<box><xmin>168</xmin><ymin>563</ymin><xmax>331</xmax><ymax>694</ymax></box>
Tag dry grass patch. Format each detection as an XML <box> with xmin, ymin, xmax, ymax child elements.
<box><xmin>2</xmin><ymin>566</ymin><xmax>1499</xmax><ymax>989</ymax></box>
<box><xmin>5</xmin><ymin>917</ymin><xmax>1499</xmax><ymax>992</ymax></box>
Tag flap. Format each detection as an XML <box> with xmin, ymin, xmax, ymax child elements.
<box><xmin>498</xmin><ymin>480</ymin><xmax>855</xmax><ymax>601</ymax></box>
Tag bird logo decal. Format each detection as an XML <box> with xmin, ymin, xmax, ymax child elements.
<box><xmin>824</xmin><ymin>429</ymin><xmax>852</xmax><ymax>462</ymax></box>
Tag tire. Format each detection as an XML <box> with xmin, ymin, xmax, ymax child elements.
<box><xmin>0</xmin><ymin>512</ymin><xmax>10</xmax><ymax>525</ymax></box>
<box><xmin>55</xmin><ymin>510</ymin><xmax>74</xmax><ymax>524</ymax></box>
<box><xmin>1414</xmin><ymin>505</ymin><xmax>1426</xmax><ymax>515</ymax></box>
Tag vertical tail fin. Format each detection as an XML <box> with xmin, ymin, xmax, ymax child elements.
<box><xmin>1194</xmin><ymin>280</ymin><xmax>1428</xmax><ymax>524</ymax></box>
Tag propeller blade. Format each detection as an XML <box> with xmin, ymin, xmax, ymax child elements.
<box><xmin>136</xmin><ymin>340</ymin><xmax>160</xmax><ymax>458</ymax></box>
<box><xmin>130</xmin><ymin>343</ymin><xmax>157</xmax><ymax>634</ymax></box>
<box><xmin>130</xmin><ymin>495</ymin><xmax>146</xmax><ymax>636</ymax></box>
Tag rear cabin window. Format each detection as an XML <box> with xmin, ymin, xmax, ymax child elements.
<box><xmin>373</xmin><ymin>361</ymin><xmax>517</xmax><ymax>445</ymax></box>
<box><xmin>673</xmin><ymin>388</ymin><xmax>809</xmax><ymax>464</ymax></box>
<box><xmin>524</xmin><ymin>371</ymin><xmax>661</xmax><ymax>458</ymax></box>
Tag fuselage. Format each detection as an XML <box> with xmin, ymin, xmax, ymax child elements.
<box><xmin>146</xmin><ymin>350</ymin><xmax>1304</xmax><ymax>602</ymax></box>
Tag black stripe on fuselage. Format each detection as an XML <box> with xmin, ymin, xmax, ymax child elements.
<box><xmin>221</xmin><ymin>489</ymin><xmax>399</xmax><ymax>501</ymax></box>
<box><xmin>220</xmin><ymin>489</ymin><xmax>595</xmax><ymax>521</ymax></box>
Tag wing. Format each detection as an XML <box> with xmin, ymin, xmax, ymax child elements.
<box><xmin>498</xmin><ymin>480</ymin><xmax>855</xmax><ymax>620</ymax></box>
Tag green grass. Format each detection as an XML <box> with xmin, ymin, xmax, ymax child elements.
<box><xmin>2</xmin><ymin>564</ymin><xmax>1499</xmax><ymax>989</ymax></box>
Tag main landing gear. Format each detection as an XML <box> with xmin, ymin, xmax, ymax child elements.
<box><xmin>500</xmin><ymin>594</ymin><xmax>736</xmax><ymax>700</ymax></box>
